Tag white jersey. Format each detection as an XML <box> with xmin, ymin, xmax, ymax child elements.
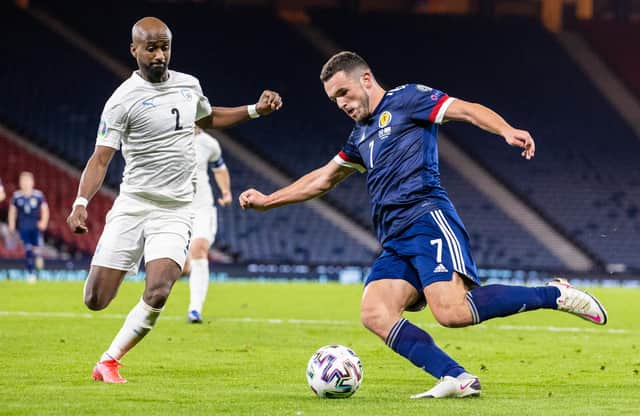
<box><xmin>193</xmin><ymin>130</ymin><xmax>225</xmax><ymax>208</ymax></box>
<box><xmin>96</xmin><ymin>70</ymin><xmax>212</xmax><ymax>204</ymax></box>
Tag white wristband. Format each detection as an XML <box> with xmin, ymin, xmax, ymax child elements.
<box><xmin>247</xmin><ymin>104</ymin><xmax>260</xmax><ymax>119</ymax></box>
<box><xmin>73</xmin><ymin>197</ymin><xmax>89</xmax><ymax>208</ymax></box>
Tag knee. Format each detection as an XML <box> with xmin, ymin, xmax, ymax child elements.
<box><xmin>143</xmin><ymin>284</ymin><xmax>171</xmax><ymax>309</ymax></box>
<box><xmin>84</xmin><ymin>289</ymin><xmax>109</xmax><ymax>311</ymax></box>
<box><xmin>189</xmin><ymin>239</ymin><xmax>209</xmax><ymax>260</ymax></box>
<box><xmin>430</xmin><ymin>303</ymin><xmax>471</xmax><ymax>328</ymax></box>
<box><xmin>360</xmin><ymin>305</ymin><xmax>398</xmax><ymax>340</ymax></box>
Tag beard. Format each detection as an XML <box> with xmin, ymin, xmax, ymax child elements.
<box><xmin>142</xmin><ymin>62</ymin><xmax>168</xmax><ymax>83</ymax></box>
<box><xmin>355</xmin><ymin>93</ymin><xmax>371</xmax><ymax>122</ymax></box>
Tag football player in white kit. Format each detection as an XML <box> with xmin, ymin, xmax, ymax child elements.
<box><xmin>184</xmin><ymin>127</ymin><xmax>231</xmax><ymax>323</ymax></box>
<box><xmin>66</xmin><ymin>17</ymin><xmax>282</xmax><ymax>383</ymax></box>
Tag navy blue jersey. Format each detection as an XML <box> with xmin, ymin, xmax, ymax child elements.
<box><xmin>334</xmin><ymin>84</ymin><xmax>456</xmax><ymax>243</ymax></box>
<box><xmin>11</xmin><ymin>190</ymin><xmax>47</xmax><ymax>231</ymax></box>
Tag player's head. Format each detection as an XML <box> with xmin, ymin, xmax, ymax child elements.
<box><xmin>19</xmin><ymin>171</ymin><xmax>34</xmax><ymax>192</ymax></box>
<box><xmin>320</xmin><ymin>51</ymin><xmax>378</xmax><ymax>122</ymax></box>
<box><xmin>130</xmin><ymin>17</ymin><xmax>172</xmax><ymax>83</ymax></box>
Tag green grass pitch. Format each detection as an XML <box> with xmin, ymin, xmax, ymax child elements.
<box><xmin>1</xmin><ymin>280</ymin><xmax>638</xmax><ymax>415</ymax></box>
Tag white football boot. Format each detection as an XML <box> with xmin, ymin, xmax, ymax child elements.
<box><xmin>411</xmin><ymin>373</ymin><xmax>481</xmax><ymax>399</ymax></box>
<box><xmin>547</xmin><ymin>278</ymin><xmax>607</xmax><ymax>325</ymax></box>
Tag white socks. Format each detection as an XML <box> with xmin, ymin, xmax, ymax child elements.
<box><xmin>100</xmin><ymin>298</ymin><xmax>162</xmax><ymax>362</ymax></box>
<box><xmin>188</xmin><ymin>258</ymin><xmax>209</xmax><ymax>313</ymax></box>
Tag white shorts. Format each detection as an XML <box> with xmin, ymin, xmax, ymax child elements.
<box><xmin>91</xmin><ymin>193</ymin><xmax>194</xmax><ymax>273</ymax></box>
<box><xmin>192</xmin><ymin>204</ymin><xmax>217</xmax><ymax>244</ymax></box>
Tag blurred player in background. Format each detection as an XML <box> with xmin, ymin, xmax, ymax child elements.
<box><xmin>240</xmin><ymin>51</ymin><xmax>607</xmax><ymax>398</ymax></box>
<box><xmin>8</xmin><ymin>171</ymin><xmax>49</xmax><ymax>283</ymax></box>
<box><xmin>184</xmin><ymin>127</ymin><xmax>232</xmax><ymax>324</ymax></box>
<box><xmin>0</xmin><ymin>177</ymin><xmax>6</xmax><ymax>202</ymax></box>
<box><xmin>66</xmin><ymin>16</ymin><xmax>281</xmax><ymax>383</ymax></box>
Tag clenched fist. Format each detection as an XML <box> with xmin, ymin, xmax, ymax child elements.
<box><xmin>255</xmin><ymin>90</ymin><xmax>283</xmax><ymax>116</ymax></box>
<box><xmin>239</xmin><ymin>188</ymin><xmax>270</xmax><ymax>211</ymax></box>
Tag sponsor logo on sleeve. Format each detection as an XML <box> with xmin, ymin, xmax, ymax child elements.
<box><xmin>97</xmin><ymin>120</ymin><xmax>108</xmax><ymax>138</ymax></box>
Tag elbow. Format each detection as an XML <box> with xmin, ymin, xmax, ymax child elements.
<box><xmin>315</xmin><ymin>175</ymin><xmax>335</xmax><ymax>194</ymax></box>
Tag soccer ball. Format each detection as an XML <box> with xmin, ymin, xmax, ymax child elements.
<box><xmin>306</xmin><ymin>345</ymin><xmax>363</xmax><ymax>398</ymax></box>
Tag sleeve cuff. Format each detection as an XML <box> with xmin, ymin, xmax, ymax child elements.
<box><xmin>428</xmin><ymin>96</ymin><xmax>456</xmax><ymax>124</ymax></box>
<box><xmin>435</xmin><ymin>97</ymin><xmax>456</xmax><ymax>124</ymax></box>
<box><xmin>333</xmin><ymin>153</ymin><xmax>366</xmax><ymax>173</ymax></box>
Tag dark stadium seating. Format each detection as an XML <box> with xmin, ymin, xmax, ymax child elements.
<box><xmin>31</xmin><ymin>1</ymin><xmax>573</xmax><ymax>269</ymax></box>
<box><xmin>573</xmin><ymin>20</ymin><xmax>640</xmax><ymax>100</ymax></box>
<box><xmin>0</xmin><ymin>3</ymin><xmax>125</xmax><ymax>188</ymax></box>
<box><xmin>2</xmin><ymin>2</ymin><xmax>378</xmax><ymax>265</ymax></box>
<box><xmin>309</xmin><ymin>12</ymin><xmax>640</xmax><ymax>270</ymax></box>
<box><xmin>216</xmin><ymin>150</ymin><xmax>377</xmax><ymax>264</ymax></box>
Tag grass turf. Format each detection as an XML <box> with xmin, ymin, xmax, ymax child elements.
<box><xmin>0</xmin><ymin>280</ymin><xmax>638</xmax><ymax>415</ymax></box>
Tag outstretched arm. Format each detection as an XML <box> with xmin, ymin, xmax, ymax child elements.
<box><xmin>197</xmin><ymin>90</ymin><xmax>283</xmax><ymax>129</ymax></box>
<box><xmin>239</xmin><ymin>160</ymin><xmax>354</xmax><ymax>211</ymax></box>
<box><xmin>444</xmin><ymin>99</ymin><xmax>535</xmax><ymax>160</ymax></box>
<box><xmin>66</xmin><ymin>145</ymin><xmax>116</xmax><ymax>233</ymax></box>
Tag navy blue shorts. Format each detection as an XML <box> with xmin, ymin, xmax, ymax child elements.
<box><xmin>19</xmin><ymin>228</ymin><xmax>42</xmax><ymax>248</ymax></box>
<box><xmin>365</xmin><ymin>208</ymin><xmax>479</xmax><ymax>310</ymax></box>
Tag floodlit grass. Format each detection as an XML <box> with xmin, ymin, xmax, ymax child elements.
<box><xmin>0</xmin><ymin>280</ymin><xmax>638</xmax><ymax>415</ymax></box>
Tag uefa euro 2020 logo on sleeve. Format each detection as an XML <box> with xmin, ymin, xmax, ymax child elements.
<box><xmin>97</xmin><ymin>120</ymin><xmax>108</xmax><ymax>139</ymax></box>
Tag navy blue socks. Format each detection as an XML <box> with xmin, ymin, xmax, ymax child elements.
<box><xmin>466</xmin><ymin>284</ymin><xmax>560</xmax><ymax>324</ymax></box>
<box><xmin>386</xmin><ymin>318</ymin><xmax>465</xmax><ymax>379</ymax></box>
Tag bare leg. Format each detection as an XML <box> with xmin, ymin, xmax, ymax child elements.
<box><xmin>423</xmin><ymin>271</ymin><xmax>473</xmax><ymax>328</ymax></box>
<box><xmin>361</xmin><ymin>279</ymin><xmax>467</xmax><ymax>380</ymax></box>
<box><xmin>360</xmin><ymin>279</ymin><xmax>420</xmax><ymax>339</ymax></box>
<box><xmin>99</xmin><ymin>258</ymin><xmax>180</xmax><ymax>364</ymax></box>
<box><xmin>83</xmin><ymin>266</ymin><xmax>127</xmax><ymax>311</ymax></box>
<box><xmin>143</xmin><ymin>258</ymin><xmax>181</xmax><ymax>308</ymax></box>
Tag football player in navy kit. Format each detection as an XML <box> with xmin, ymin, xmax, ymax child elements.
<box><xmin>240</xmin><ymin>51</ymin><xmax>607</xmax><ymax>398</ymax></box>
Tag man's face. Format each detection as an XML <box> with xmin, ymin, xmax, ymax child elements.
<box><xmin>19</xmin><ymin>174</ymin><xmax>34</xmax><ymax>192</ymax></box>
<box><xmin>131</xmin><ymin>31</ymin><xmax>171</xmax><ymax>83</ymax></box>
<box><xmin>324</xmin><ymin>70</ymin><xmax>371</xmax><ymax>122</ymax></box>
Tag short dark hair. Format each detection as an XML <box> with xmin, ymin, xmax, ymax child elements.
<box><xmin>320</xmin><ymin>51</ymin><xmax>370</xmax><ymax>82</ymax></box>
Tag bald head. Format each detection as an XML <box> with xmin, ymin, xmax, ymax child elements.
<box><xmin>131</xmin><ymin>16</ymin><xmax>172</xmax><ymax>44</ymax></box>
<box><xmin>130</xmin><ymin>17</ymin><xmax>172</xmax><ymax>83</ymax></box>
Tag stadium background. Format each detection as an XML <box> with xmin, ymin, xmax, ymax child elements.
<box><xmin>1</xmin><ymin>0</ymin><xmax>639</xmax><ymax>285</ymax></box>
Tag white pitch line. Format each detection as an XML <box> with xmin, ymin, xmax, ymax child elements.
<box><xmin>0</xmin><ymin>311</ymin><xmax>631</xmax><ymax>335</ymax></box>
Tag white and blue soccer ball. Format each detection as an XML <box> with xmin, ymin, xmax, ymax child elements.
<box><xmin>306</xmin><ymin>345</ymin><xmax>363</xmax><ymax>398</ymax></box>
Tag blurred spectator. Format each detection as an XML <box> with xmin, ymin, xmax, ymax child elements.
<box><xmin>0</xmin><ymin>177</ymin><xmax>5</xmax><ymax>202</ymax></box>
<box><xmin>8</xmin><ymin>172</ymin><xmax>49</xmax><ymax>282</ymax></box>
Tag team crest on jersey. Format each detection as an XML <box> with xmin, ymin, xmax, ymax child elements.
<box><xmin>181</xmin><ymin>89</ymin><xmax>193</xmax><ymax>101</ymax></box>
<box><xmin>378</xmin><ymin>111</ymin><xmax>392</xmax><ymax>128</ymax></box>
<box><xmin>97</xmin><ymin>120</ymin><xmax>107</xmax><ymax>138</ymax></box>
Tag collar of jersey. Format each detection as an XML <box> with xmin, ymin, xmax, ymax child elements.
<box><xmin>132</xmin><ymin>70</ymin><xmax>173</xmax><ymax>87</ymax></box>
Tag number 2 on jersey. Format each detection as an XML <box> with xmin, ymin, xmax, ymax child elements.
<box><xmin>171</xmin><ymin>108</ymin><xmax>183</xmax><ymax>131</ymax></box>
